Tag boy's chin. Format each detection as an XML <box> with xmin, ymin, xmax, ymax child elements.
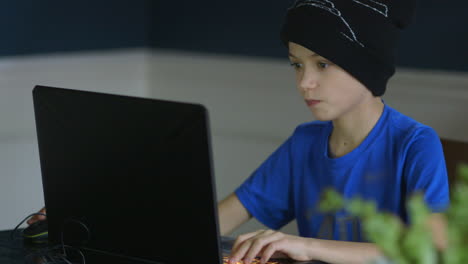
<box><xmin>314</xmin><ymin>117</ymin><xmax>332</xmax><ymax>122</ymax></box>
<box><xmin>311</xmin><ymin>112</ymin><xmax>334</xmax><ymax>122</ymax></box>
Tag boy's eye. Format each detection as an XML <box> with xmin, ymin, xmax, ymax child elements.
<box><xmin>318</xmin><ymin>62</ymin><xmax>329</xmax><ymax>69</ymax></box>
<box><xmin>290</xmin><ymin>62</ymin><xmax>303</xmax><ymax>70</ymax></box>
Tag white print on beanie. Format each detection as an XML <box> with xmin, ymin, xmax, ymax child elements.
<box><xmin>351</xmin><ymin>0</ymin><xmax>388</xmax><ymax>17</ymax></box>
<box><xmin>293</xmin><ymin>0</ymin><xmax>365</xmax><ymax>47</ymax></box>
<box><xmin>293</xmin><ymin>0</ymin><xmax>389</xmax><ymax>47</ymax></box>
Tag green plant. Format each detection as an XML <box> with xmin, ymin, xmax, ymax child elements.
<box><xmin>319</xmin><ymin>163</ymin><xmax>468</xmax><ymax>264</ymax></box>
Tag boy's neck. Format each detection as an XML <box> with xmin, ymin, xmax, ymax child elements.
<box><xmin>329</xmin><ymin>97</ymin><xmax>384</xmax><ymax>158</ymax></box>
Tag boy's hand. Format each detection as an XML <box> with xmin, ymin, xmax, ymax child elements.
<box><xmin>27</xmin><ymin>207</ymin><xmax>46</xmax><ymax>225</ymax></box>
<box><xmin>229</xmin><ymin>229</ymin><xmax>314</xmax><ymax>264</ymax></box>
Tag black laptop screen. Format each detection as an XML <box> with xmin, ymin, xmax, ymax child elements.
<box><xmin>33</xmin><ymin>86</ymin><xmax>221</xmax><ymax>264</ymax></box>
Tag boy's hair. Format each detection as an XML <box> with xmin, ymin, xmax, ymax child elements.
<box><xmin>280</xmin><ymin>0</ymin><xmax>417</xmax><ymax>96</ymax></box>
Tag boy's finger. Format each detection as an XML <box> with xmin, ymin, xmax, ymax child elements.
<box><xmin>231</xmin><ymin>230</ymin><xmax>263</xmax><ymax>253</ymax></box>
<box><xmin>27</xmin><ymin>209</ymin><xmax>47</xmax><ymax>225</ymax></box>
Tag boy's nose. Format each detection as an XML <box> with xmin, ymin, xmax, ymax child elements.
<box><xmin>298</xmin><ymin>71</ymin><xmax>319</xmax><ymax>91</ymax></box>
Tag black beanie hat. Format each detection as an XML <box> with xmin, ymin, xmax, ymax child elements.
<box><xmin>280</xmin><ymin>0</ymin><xmax>416</xmax><ymax>96</ymax></box>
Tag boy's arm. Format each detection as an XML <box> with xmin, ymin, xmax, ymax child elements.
<box><xmin>427</xmin><ymin>213</ymin><xmax>448</xmax><ymax>250</ymax></box>
<box><xmin>229</xmin><ymin>213</ymin><xmax>447</xmax><ymax>264</ymax></box>
<box><xmin>309</xmin><ymin>213</ymin><xmax>447</xmax><ymax>264</ymax></box>
<box><xmin>228</xmin><ymin>230</ymin><xmax>382</xmax><ymax>264</ymax></box>
<box><xmin>306</xmin><ymin>239</ymin><xmax>381</xmax><ymax>264</ymax></box>
<box><xmin>218</xmin><ymin>193</ymin><xmax>252</xmax><ymax>236</ymax></box>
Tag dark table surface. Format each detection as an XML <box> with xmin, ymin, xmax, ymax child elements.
<box><xmin>0</xmin><ymin>230</ymin><xmax>324</xmax><ymax>264</ymax></box>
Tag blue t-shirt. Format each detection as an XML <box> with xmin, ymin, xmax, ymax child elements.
<box><xmin>235</xmin><ymin>104</ymin><xmax>450</xmax><ymax>242</ymax></box>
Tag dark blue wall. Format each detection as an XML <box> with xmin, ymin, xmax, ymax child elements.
<box><xmin>397</xmin><ymin>0</ymin><xmax>468</xmax><ymax>71</ymax></box>
<box><xmin>149</xmin><ymin>1</ymin><xmax>289</xmax><ymax>58</ymax></box>
<box><xmin>0</xmin><ymin>0</ymin><xmax>149</xmax><ymax>56</ymax></box>
<box><xmin>1</xmin><ymin>0</ymin><xmax>467</xmax><ymax>72</ymax></box>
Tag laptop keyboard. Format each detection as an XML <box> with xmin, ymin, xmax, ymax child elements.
<box><xmin>223</xmin><ymin>256</ymin><xmax>280</xmax><ymax>264</ymax></box>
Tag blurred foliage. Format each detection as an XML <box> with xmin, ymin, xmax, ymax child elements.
<box><xmin>319</xmin><ymin>163</ymin><xmax>468</xmax><ymax>264</ymax></box>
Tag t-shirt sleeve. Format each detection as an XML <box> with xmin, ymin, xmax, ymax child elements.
<box><xmin>235</xmin><ymin>136</ymin><xmax>296</xmax><ymax>230</ymax></box>
<box><xmin>404</xmin><ymin>127</ymin><xmax>450</xmax><ymax>213</ymax></box>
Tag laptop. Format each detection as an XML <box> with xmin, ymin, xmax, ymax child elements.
<box><xmin>32</xmin><ymin>85</ymin><xmax>222</xmax><ymax>264</ymax></box>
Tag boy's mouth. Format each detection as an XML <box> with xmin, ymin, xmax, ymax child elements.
<box><xmin>305</xmin><ymin>99</ymin><xmax>321</xmax><ymax>107</ymax></box>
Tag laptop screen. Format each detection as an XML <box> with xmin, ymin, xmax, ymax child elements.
<box><xmin>33</xmin><ymin>85</ymin><xmax>221</xmax><ymax>264</ymax></box>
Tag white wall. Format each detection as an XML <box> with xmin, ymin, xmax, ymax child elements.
<box><xmin>0</xmin><ymin>48</ymin><xmax>467</xmax><ymax>235</ymax></box>
<box><xmin>385</xmin><ymin>70</ymin><xmax>468</xmax><ymax>142</ymax></box>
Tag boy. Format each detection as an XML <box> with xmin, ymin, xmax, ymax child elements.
<box><xmin>219</xmin><ymin>1</ymin><xmax>450</xmax><ymax>264</ymax></box>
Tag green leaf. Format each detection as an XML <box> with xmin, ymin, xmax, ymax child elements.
<box><xmin>362</xmin><ymin>213</ymin><xmax>404</xmax><ymax>262</ymax></box>
<box><xmin>318</xmin><ymin>188</ymin><xmax>344</xmax><ymax>212</ymax></box>
<box><xmin>401</xmin><ymin>226</ymin><xmax>436</xmax><ymax>264</ymax></box>
<box><xmin>456</xmin><ymin>163</ymin><xmax>468</xmax><ymax>183</ymax></box>
<box><xmin>406</xmin><ymin>193</ymin><xmax>430</xmax><ymax>226</ymax></box>
<box><xmin>347</xmin><ymin>198</ymin><xmax>377</xmax><ymax>219</ymax></box>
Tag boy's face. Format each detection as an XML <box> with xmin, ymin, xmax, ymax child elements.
<box><xmin>288</xmin><ymin>42</ymin><xmax>374</xmax><ymax>121</ymax></box>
